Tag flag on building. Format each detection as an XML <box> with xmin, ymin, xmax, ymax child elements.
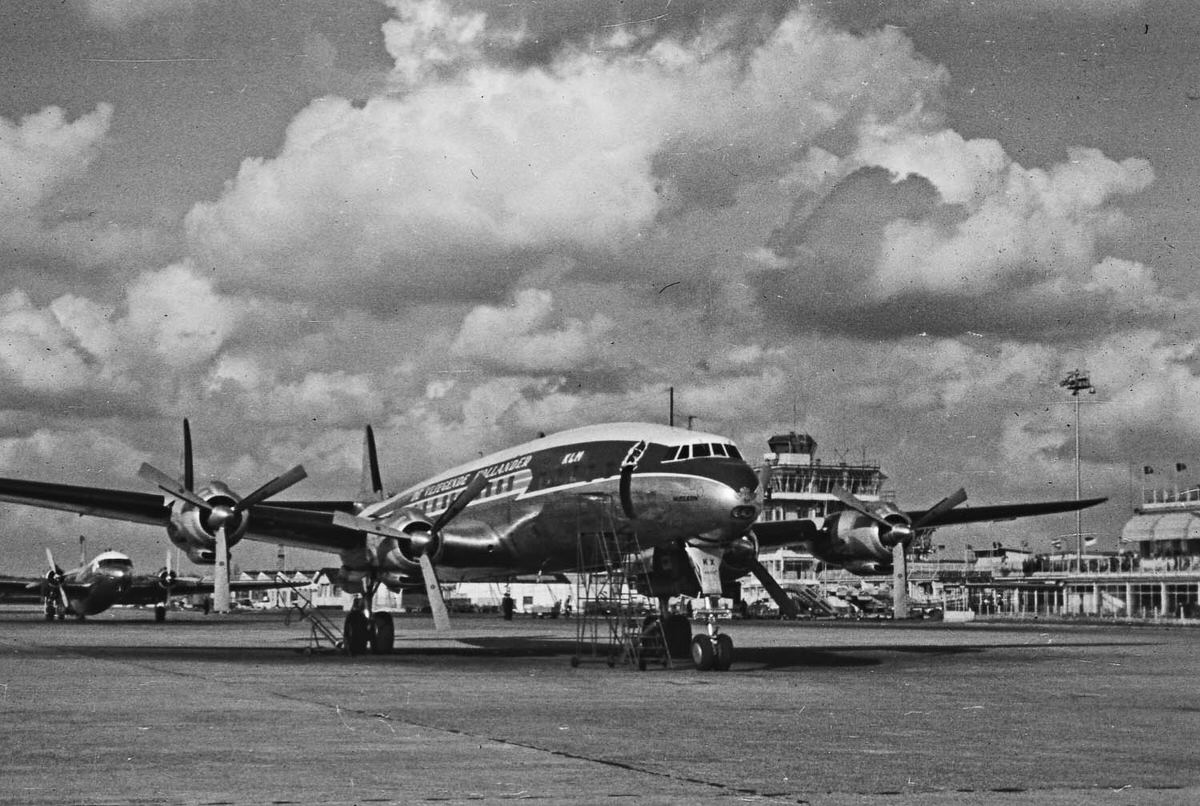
<box><xmin>1051</xmin><ymin>539</ymin><xmax>1063</xmax><ymax>550</ymax></box>
<box><xmin>1143</xmin><ymin>466</ymin><xmax>1154</xmax><ymax>474</ymax></box>
<box><xmin>1084</xmin><ymin>536</ymin><xmax>1097</xmax><ymax>546</ymax></box>
<box><xmin>1176</xmin><ymin>462</ymin><xmax>1188</xmax><ymax>472</ymax></box>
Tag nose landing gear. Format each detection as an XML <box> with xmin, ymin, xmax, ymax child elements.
<box><xmin>690</xmin><ymin>616</ymin><xmax>733</xmax><ymax>671</ymax></box>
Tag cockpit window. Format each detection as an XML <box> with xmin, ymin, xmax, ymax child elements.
<box><xmin>98</xmin><ymin>558</ymin><xmax>132</xmax><ymax>569</ymax></box>
<box><xmin>664</xmin><ymin>442</ymin><xmax>742</xmax><ymax>462</ymax></box>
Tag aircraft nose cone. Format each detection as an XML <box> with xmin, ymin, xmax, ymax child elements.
<box><xmin>106</xmin><ymin>567</ymin><xmax>131</xmax><ymax>590</ymax></box>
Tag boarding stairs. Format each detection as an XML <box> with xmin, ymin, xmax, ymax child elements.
<box><xmin>278</xmin><ymin>574</ymin><xmax>344</xmax><ymax>653</ymax></box>
<box><xmin>571</xmin><ymin>493</ymin><xmax>669</xmax><ymax>670</ymax></box>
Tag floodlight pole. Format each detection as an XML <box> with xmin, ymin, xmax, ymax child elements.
<box><xmin>1059</xmin><ymin>369</ymin><xmax>1096</xmax><ymax>573</ymax></box>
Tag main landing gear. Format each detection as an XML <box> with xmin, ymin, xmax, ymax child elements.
<box><xmin>343</xmin><ymin>586</ymin><xmax>396</xmax><ymax>656</ymax></box>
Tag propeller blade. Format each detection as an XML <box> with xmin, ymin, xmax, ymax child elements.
<box><xmin>830</xmin><ymin>487</ymin><xmax>891</xmax><ymax>528</ymax></box>
<box><xmin>45</xmin><ymin>547</ymin><xmax>59</xmax><ymax>576</ymax></box>
<box><xmin>331</xmin><ymin>511</ymin><xmax>411</xmax><ymax>541</ymax></box>
<box><xmin>911</xmin><ymin>488</ymin><xmax>969</xmax><ymax>530</ymax></box>
<box><xmin>431</xmin><ymin>473</ymin><xmax>488</xmax><ymax>533</ymax></box>
<box><xmin>212</xmin><ymin>525</ymin><xmax>231</xmax><ymax>613</ymax></box>
<box><xmin>618</xmin><ymin>440</ymin><xmax>648</xmax><ymax>520</ymax></box>
<box><xmin>139</xmin><ymin>462</ymin><xmax>212</xmax><ymax>510</ymax></box>
<box><xmin>750</xmin><ymin>559</ymin><xmax>799</xmax><ymax>618</ymax></box>
<box><xmin>359</xmin><ymin>425</ymin><xmax>384</xmax><ymax>504</ymax></box>
<box><xmin>234</xmin><ymin>465</ymin><xmax>308</xmax><ymax>512</ymax></box>
<box><xmin>758</xmin><ymin>463</ymin><xmax>774</xmax><ymax>502</ymax></box>
<box><xmin>418</xmin><ymin>554</ymin><xmax>451</xmax><ymax>632</ymax></box>
<box><xmin>182</xmin><ymin>419</ymin><xmax>194</xmax><ymax>493</ymax></box>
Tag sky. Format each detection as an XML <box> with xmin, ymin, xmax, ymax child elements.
<box><xmin>1</xmin><ymin>0</ymin><xmax>1198</xmax><ymax>576</ymax></box>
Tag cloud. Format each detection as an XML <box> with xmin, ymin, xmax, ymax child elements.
<box><xmin>75</xmin><ymin>0</ymin><xmax>213</xmax><ymax>29</ymax></box>
<box><xmin>0</xmin><ymin>262</ymin><xmax>243</xmax><ymax>408</ymax></box>
<box><xmin>184</xmin><ymin>1</ymin><xmax>947</xmax><ymax>307</ymax></box>
<box><xmin>0</xmin><ymin>104</ymin><xmax>112</xmax><ymax>216</ymax></box>
<box><xmin>451</xmin><ymin>288</ymin><xmax>613</xmax><ymax>372</ymax></box>
<box><xmin>759</xmin><ymin>115</ymin><xmax>1161</xmax><ymax>339</ymax></box>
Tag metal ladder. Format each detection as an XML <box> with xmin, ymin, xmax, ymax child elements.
<box><xmin>570</xmin><ymin>494</ymin><xmax>668</xmax><ymax>669</ymax></box>
<box><xmin>279</xmin><ymin>575</ymin><xmax>345</xmax><ymax>653</ymax></box>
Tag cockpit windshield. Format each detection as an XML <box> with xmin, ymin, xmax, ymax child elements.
<box><xmin>665</xmin><ymin>442</ymin><xmax>743</xmax><ymax>462</ymax></box>
<box><xmin>97</xmin><ymin>558</ymin><xmax>132</xmax><ymax>569</ymax></box>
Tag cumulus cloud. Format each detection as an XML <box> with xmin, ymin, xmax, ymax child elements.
<box><xmin>451</xmin><ymin>288</ymin><xmax>613</xmax><ymax>372</ymax></box>
<box><xmin>759</xmin><ymin>112</ymin><xmax>1161</xmax><ymax>338</ymax></box>
<box><xmin>0</xmin><ymin>262</ymin><xmax>244</xmax><ymax>407</ymax></box>
<box><xmin>184</xmin><ymin>1</ymin><xmax>946</xmax><ymax>306</ymax></box>
<box><xmin>0</xmin><ymin>104</ymin><xmax>112</xmax><ymax>216</ymax></box>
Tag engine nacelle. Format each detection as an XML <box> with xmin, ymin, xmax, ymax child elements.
<box><xmin>165</xmin><ymin>481</ymin><xmax>251</xmax><ymax>563</ymax></box>
<box><xmin>809</xmin><ymin>504</ymin><xmax>912</xmax><ymax>571</ymax></box>
<box><xmin>336</xmin><ymin>508</ymin><xmax>440</xmax><ymax>580</ymax></box>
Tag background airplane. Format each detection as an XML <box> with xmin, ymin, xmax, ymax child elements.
<box><xmin>0</xmin><ymin>547</ymin><xmax>293</xmax><ymax>622</ymax></box>
<box><xmin>0</xmin><ymin>419</ymin><xmax>1103</xmax><ymax>667</ymax></box>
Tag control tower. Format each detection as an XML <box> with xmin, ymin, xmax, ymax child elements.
<box><xmin>755</xmin><ymin>432</ymin><xmax>888</xmax><ymax>523</ymax></box>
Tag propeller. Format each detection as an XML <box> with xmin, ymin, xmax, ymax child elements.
<box><xmin>44</xmin><ymin>548</ymin><xmax>69</xmax><ymax>614</ymax></box>
<box><xmin>830</xmin><ymin>486</ymin><xmax>967</xmax><ymax>549</ymax></box>
<box><xmin>332</xmin><ymin>472</ymin><xmax>489</xmax><ymax>632</ymax></box>
<box><xmin>618</xmin><ymin>440</ymin><xmax>648</xmax><ymax>520</ymax></box>
<box><xmin>137</xmin><ymin>419</ymin><xmax>308</xmax><ymax>613</ymax></box>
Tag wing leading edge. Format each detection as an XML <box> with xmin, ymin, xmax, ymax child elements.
<box><xmin>0</xmin><ymin>476</ymin><xmax>364</xmax><ymax>554</ymax></box>
<box><xmin>753</xmin><ymin>495</ymin><xmax>1108</xmax><ymax>551</ymax></box>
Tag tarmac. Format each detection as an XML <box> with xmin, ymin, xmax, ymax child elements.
<box><xmin>1</xmin><ymin>607</ymin><xmax>1198</xmax><ymax>805</ymax></box>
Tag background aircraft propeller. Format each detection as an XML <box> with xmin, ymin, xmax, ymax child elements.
<box><xmin>137</xmin><ymin>419</ymin><xmax>307</xmax><ymax>613</ymax></box>
<box><xmin>44</xmin><ymin>547</ymin><xmax>68</xmax><ymax>614</ymax></box>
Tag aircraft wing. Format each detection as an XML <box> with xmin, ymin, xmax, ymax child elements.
<box><xmin>0</xmin><ymin>476</ymin><xmax>364</xmax><ymax>553</ymax></box>
<box><xmin>118</xmin><ymin>575</ymin><xmax>300</xmax><ymax>605</ymax></box>
<box><xmin>904</xmin><ymin>496</ymin><xmax>1108</xmax><ymax>528</ymax></box>
<box><xmin>751</xmin><ymin>519</ymin><xmax>821</xmax><ymax>551</ymax></box>
<box><xmin>751</xmin><ymin>496</ymin><xmax>1108</xmax><ymax>551</ymax></box>
<box><xmin>0</xmin><ymin>574</ymin><xmax>42</xmax><ymax>602</ymax></box>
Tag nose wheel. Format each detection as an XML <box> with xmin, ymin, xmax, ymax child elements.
<box><xmin>690</xmin><ymin>618</ymin><xmax>733</xmax><ymax>671</ymax></box>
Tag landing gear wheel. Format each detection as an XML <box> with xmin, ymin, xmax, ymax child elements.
<box><xmin>370</xmin><ymin>612</ymin><xmax>395</xmax><ymax>655</ymax></box>
<box><xmin>691</xmin><ymin>634</ymin><xmax>715</xmax><ymax>671</ymax></box>
<box><xmin>44</xmin><ymin>603</ymin><xmax>55</xmax><ymax>621</ymax></box>
<box><xmin>154</xmin><ymin>604</ymin><xmax>167</xmax><ymax>623</ymax></box>
<box><xmin>714</xmin><ymin>633</ymin><xmax>733</xmax><ymax>671</ymax></box>
<box><xmin>343</xmin><ymin>610</ymin><xmax>369</xmax><ymax>656</ymax></box>
<box><xmin>664</xmin><ymin>614</ymin><xmax>692</xmax><ymax>659</ymax></box>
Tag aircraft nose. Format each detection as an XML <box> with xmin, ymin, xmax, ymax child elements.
<box><xmin>720</xmin><ymin>460</ymin><xmax>762</xmax><ymax>523</ymax></box>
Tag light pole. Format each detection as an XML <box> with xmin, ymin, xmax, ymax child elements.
<box><xmin>1059</xmin><ymin>369</ymin><xmax>1096</xmax><ymax>573</ymax></box>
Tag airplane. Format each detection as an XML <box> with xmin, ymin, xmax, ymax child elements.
<box><xmin>0</xmin><ymin>547</ymin><xmax>295</xmax><ymax>622</ymax></box>
<box><xmin>0</xmin><ymin>419</ymin><xmax>1105</xmax><ymax>668</ymax></box>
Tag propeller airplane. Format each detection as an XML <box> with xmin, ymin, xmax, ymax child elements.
<box><xmin>0</xmin><ymin>420</ymin><xmax>1105</xmax><ymax>668</ymax></box>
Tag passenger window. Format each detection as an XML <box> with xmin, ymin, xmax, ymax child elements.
<box><xmin>692</xmin><ymin>443</ymin><xmax>711</xmax><ymax>458</ymax></box>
